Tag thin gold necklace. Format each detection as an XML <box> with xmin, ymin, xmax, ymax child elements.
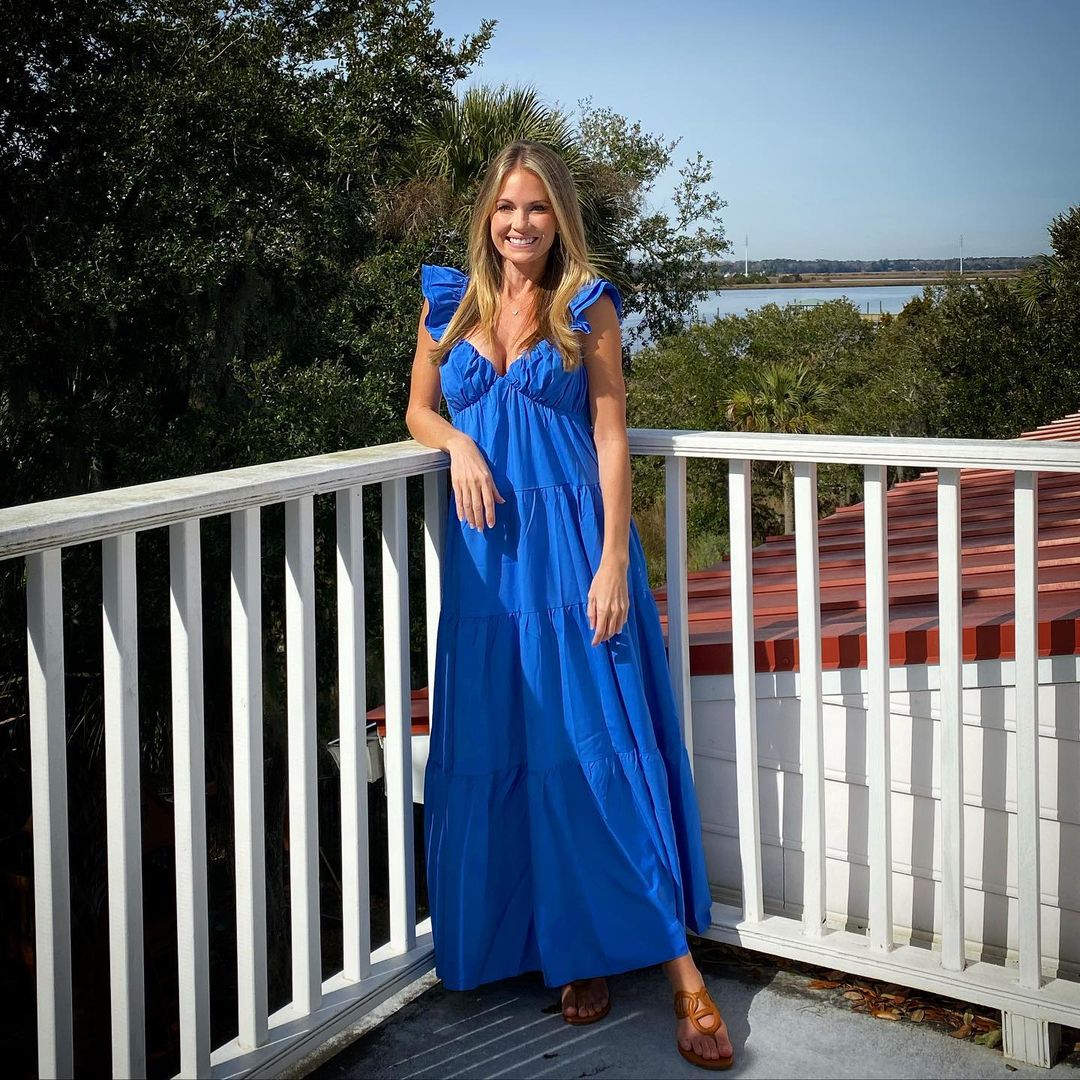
<box><xmin>505</xmin><ymin>293</ymin><xmax>531</xmax><ymax>317</ymax></box>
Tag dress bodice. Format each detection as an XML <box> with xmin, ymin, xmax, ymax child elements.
<box><xmin>420</xmin><ymin>263</ymin><xmax>623</xmax><ymax>423</ymax></box>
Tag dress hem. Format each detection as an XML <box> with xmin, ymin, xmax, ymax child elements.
<box><xmin>436</xmin><ymin>933</ymin><xmax>693</xmax><ymax>993</ymax></box>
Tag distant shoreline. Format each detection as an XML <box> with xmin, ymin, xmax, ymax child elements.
<box><xmin>719</xmin><ymin>269</ymin><xmax>1024</xmax><ymax>290</ymax></box>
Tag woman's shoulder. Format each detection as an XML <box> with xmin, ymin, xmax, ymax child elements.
<box><xmin>419</xmin><ymin>264</ymin><xmax>468</xmax><ymax>343</ymax></box>
<box><xmin>568</xmin><ymin>276</ymin><xmax>623</xmax><ymax>334</ymax></box>
<box><xmin>421</xmin><ymin>263</ymin><xmax>468</xmax><ymax>293</ymax></box>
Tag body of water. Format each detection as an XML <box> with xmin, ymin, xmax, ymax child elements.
<box><xmin>700</xmin><ymin>284</ymin><xmax>927</xmax><ymax>319</ymax></box>
<box><xmin>620</xmin><ymin>283</ymin><xmax>932</xmax><ymax>347</ymax></box>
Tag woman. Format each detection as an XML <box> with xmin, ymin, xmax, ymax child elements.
<box><xmin>405</xmin><ymin>140</ymin><xmax>734</xmax><ymax>1071</ymax></box>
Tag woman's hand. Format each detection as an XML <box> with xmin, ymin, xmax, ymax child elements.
<box><xmin>587</xmin><ymin>556</ymin><xmax>630</xmax><ymax>646</ymax></box>
<box><xmin>448</xmin><ymin>433</ymin><xmax>505</xmax><ymax>530</ymax></box>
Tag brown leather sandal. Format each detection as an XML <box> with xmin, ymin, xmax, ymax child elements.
<box><xmin>673</xmin><ymin>983</ymin><xmax>734</xmax><ymax>1070</ymax></box>
<box><xmin>560</xmin><ymin>978</ymin><xmax>612</xmax><ymax>1025</ymax></box>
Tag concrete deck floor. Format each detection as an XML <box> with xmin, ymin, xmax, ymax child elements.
<box><xmin>304</xmin><ymin>938</ymin><xmax>1080</xmax><ymax>1080</ymax></box>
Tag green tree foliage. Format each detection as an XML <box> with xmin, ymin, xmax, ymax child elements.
<box><xmin>726</xmin><ymin>361</ymin><xmax>833</xmax><ymax>532</ymax></box>
<box><xmin>627</xmin><ymin>225</ymin><xmax>1080</xmax><ymax>581</ymax></box>
<box><xmin>0</xmin><ymin>0</ymin><xmax>494</xmax><ymax>504</ymax></box>
<box><xmin>576</xmin><ymin>99</ymin><xmax>730</xmax><ymax>344</ymax></box>
<box><xmin>627</xmin><ymin>300</ymin><xmax>874</xmax><ymax>576</ymax></box>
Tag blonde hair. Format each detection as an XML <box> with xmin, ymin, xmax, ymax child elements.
<box><xmin>427</xmin><ymin>140</ymin><xmax>605</xmax><ymax>373</ymax></box>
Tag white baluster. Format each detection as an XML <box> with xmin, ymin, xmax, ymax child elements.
<box><xmin>727</xmin><ymin>460</ymin><xmax>763</xmax><ymax>924</ymax></box>
<box><xmin>285</xmin><ymin>495</ymin><xmax>321</xmax><ymax>1015</ymax></box>
<box><xmin>424</xmin><ymin>471</ymin><xmax>448</xmax><ymax>717</ymax></box>
<box><xmin>169</xmin><ymin>520</ymin><xmax>211</xmax><ymax>1076</ymax></box>
<box><xmin>794</xmin><ymin>462</ymin><xmax>825</xmax><ymax>937</ymax></box>
<box><xmin>382</xmin><ymin>477</ymin><xmax>415</xmax><ymax>952</ymax></box>
<box><xmin>230</xmin><ymin>507</ymin><xmax>268</xmax><ymax>1048</ymax></box>
<box><xmin>102</xmin><ymin>532</ymin><xmax>145</xmax><ymax>1077</ymax></box>
<box><xmin>937</xmin><ymin>468</ymin><xmax>965</xmax><ymax>971</ymax></box>
<box><xmin>337</xmin><ymin>486</ymin><xmax>371</xmax><ymax>983</ymax></box>
<box><xmin>864</xmin><ymin>465</ymin><xmax>894</xmax><ymax>951</ymax></box>
<box><xmin>1014</xmin><ymin>471</ymin><xmax>1042</xmax><ymax>989</ymax></box>
<box><xmin>26</xmin><ymin>549</ymin><xmax>74</xmax><ymax>1079</ymax></box>
<box><xmin>664</xmin><ymin>455</ymin><xmax>693</xmax><ymax>765</ymax></box>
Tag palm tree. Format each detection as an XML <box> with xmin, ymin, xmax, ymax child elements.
<box><xmin>1017</xmin><ymin>252</ymin><xmax>1066</xmax><ymax>322</ymax></box>
<box><xmin>380</xmin><ymin>84</ymin><xmax>623</xmax><ymax>278</ymax></box>
<box><xmin>724</xmin><ymin>361</ymin><xmax>833</xmax><ymax>533</ymax></box>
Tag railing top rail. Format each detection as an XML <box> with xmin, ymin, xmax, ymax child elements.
<box><xmin>3</xmin><ymin>429</ymin><xmax>1078</xmax><ymax>561</ymax></box>
<box><xmin>0</xmin><ymin>440</ymin><xmax>446</xmax><ymax>562</ymax></box>
<box><xmin>628</xmin><ymin>429</ymin><xmax>1080</xmax><ymax>472</ymax></box>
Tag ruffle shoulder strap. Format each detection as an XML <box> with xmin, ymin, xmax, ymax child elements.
<box><xmin>420</xmin><ymin>263</ymin><xmax>468</xmax><ymax>343</ymax></box>
<box><xmin>568</xmin><ymin>278</ymin><xmax>624</xmax><ymax>334</ymax></box>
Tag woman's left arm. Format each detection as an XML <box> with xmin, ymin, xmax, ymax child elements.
<box><xmin>582</xmin><ymin>294</ymin><xmax>631</xmax><ymax>646</ymax></box>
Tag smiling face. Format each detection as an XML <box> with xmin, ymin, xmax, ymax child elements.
<box><xmin>489</xmin><ymin>167</ymin><xmax>560</xmax><ymax>270</ymax></box>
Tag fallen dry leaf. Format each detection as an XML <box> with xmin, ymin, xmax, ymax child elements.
<box><xmin>871</xmin><ymin>1008</ymin><xmax>902</xmax><ymax>1021</ymax></box>
<box><xmin>949</xmin><ymin>1024</ymin><xmax>973</xmax><ymax>1039</ymax></box>
<box><xmin>807</xmin><ymin>980</ymin><xmax>841</xmax><ymax>990</ymax></box>
<box><xmin>843</xmin><ymin>991</ymin><xmax>864</xmax><ymax>1002</ymax></box>
<box><xmin>909</xmin><ymin>1009</ymin><xmax>925</xmax><ymax>1022</ymax></box>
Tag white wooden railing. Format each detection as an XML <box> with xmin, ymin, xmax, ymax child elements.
<box><xmin>4</xmin><ymin>429</ymin><xmax>1080</xmax><ymax>1078</ymax></box>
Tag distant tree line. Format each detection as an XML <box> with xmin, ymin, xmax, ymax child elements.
<box><xmin>711</xmin><ymin>256</ymin><xmax>1035</xmax><ymax>276</ymax></box>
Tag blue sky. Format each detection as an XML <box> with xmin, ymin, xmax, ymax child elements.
<box><xmin>431</xmin><ymin>0</ymin><xmax>1079</xmax><ymax>260</ymax></box>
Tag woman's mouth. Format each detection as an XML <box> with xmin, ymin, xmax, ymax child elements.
<box><xmin>506</xmin><ymin>236</ymin><xmax>538</xmax><ymax>247</ymax></box>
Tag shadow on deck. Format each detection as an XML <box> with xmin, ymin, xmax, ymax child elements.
<box><xmin>300</xmin><ymin>938</ymin><xmax>1080</xmax><ymax>1079</ymax></box>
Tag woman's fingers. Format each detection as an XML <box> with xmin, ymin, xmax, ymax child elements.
<box><xmin>590</xmin><ymin>600</ymin><xmax>629</xmax><ymax>644</ymax></box>
<box><xmin>457</xmin><ymin>477</ymin><xmax>501</xmax><ymax>529</ymax></box>
<box><xmin>480</xmin><ymin>483</ymin><xmax>497</xmax><ymax>528</ymax></box>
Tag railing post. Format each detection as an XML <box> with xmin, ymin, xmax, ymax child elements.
<box><xmin>1013</xmin><ymin>471</ymin><xmax>1042</xmax><ymax>989</ymax></box>
<box><xmin>285</xmin><ymin>495</ymin><xmax>321</xmax><ymax>1015</ymax></box>
<box><xmin>26</xmin><ymin>549</ymin><xmax>74</xmax><ymax>1079</ymax></box>
<box><xmin>424</xmin><ymin>470</ymin><xmax>448</xmax><ymax>715</ymax></box>
<box><xmin>664</xmin><ymin>454</ymin><xmax>693</xmax><ymax>765</ymax></box>
<box><xmin>382</xmin><ymin>477</ymin><xmax>415</xmax><ymax>953</ymax></box>
<box><xmin>169</xmin><ymin>520</ymin><xmax>211</xmax><ymax>1077</ymax></box>
<box><xmin>337</xmin><ymin>486</ymin><xmax>371</xmax><ymax>983</ymax></box>
<box><xmin>794</xmin><ymin>462</ymin><xmax>826</xmax><ymax>937</ymax></box>
<box><xmin>727</xmin><ymin>459</ymin><xmax>763</xmax><ymax>923</ymax></box>
<box><xmin>101</xmin><ymin>532</ymin><xmax>146</xmax><ymax>1077</ymax></box>
<box><xmin>937</xmin><ymin>468</ymin><xmax>966</xmax><ymax>971</ymax></box>
<box><xmin>863</xmin><ymin>465</ymin><xmax>894</xmax><ymax>951</ymax></box>
<box><xmin>231</xmin><ymin>507</ymin><xmax>268</xmax><ymax>1049</ymax></box>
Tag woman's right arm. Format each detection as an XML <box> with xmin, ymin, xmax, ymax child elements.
<box><xmin>405</xmin><ymin>299</ymin><xmax>504</xmax><ymax>531</ymax></box>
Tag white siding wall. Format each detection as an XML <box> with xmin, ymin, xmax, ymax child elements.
<box><xmin>692</xmin><ymin>659</ymin><xmax>1080</xmax><ymax>979</ymax></box>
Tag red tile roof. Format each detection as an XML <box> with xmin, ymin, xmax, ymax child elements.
<box><xmin>654</xmin><ymin>412</ymin><xmax>1080</xmax><ymax>675</ymax></box>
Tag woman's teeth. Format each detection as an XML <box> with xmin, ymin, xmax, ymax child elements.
<box><xmin>507</xmin><ymin>236</ymin><xmax>537</xmax><ymax>246</ymax></box>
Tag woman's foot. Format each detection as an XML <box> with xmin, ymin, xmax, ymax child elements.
<box><xmin>560</xmin><ymin>976</ymin><xmax>610</xmax><ymax>1022</ymax></box>
<box><xmin>662</xmin><ymin>951</ymin><xmax>733</xmax><ymax>1064</ymax></box>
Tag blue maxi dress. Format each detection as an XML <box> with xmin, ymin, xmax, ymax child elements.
<box><xmin>420</xmin><ymin>263</ymin><xmax>713</xmax><ymax>992</ymax></box>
